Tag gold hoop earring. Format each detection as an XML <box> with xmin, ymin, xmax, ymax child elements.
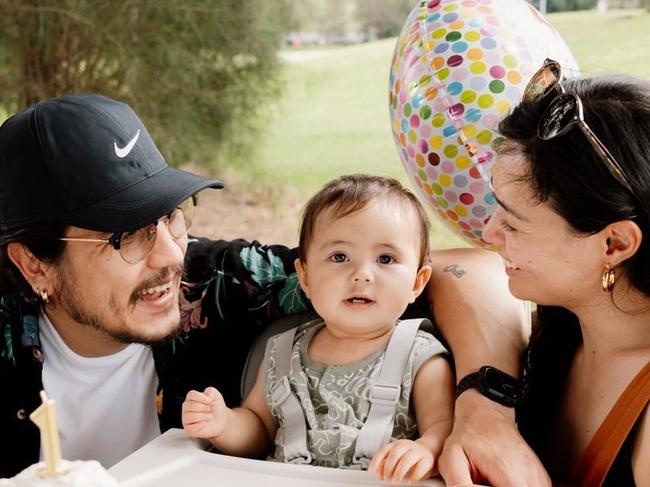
<box><xmin>35</xmin><ymin>287</ymin><xmax>50</xmax><ymax>304</ymax></box>
<box><xmin>601</xmin><ymin>265</ymin><xmax>616</xmax><ymax>293</ymax></box>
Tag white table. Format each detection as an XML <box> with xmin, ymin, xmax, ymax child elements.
<box><xmin>110</xmin><ymin>429</ymin><xmax>444</xmax><ymax>487</ymax></box>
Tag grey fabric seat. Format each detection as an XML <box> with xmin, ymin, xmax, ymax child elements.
<box><xmin>239</xmin><ymin>311</ymin><xmax>318</xmax><ymax>401</ymax></box>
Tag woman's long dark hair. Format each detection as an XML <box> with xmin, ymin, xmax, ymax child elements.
<box><xmin>498</xmin><ymin>75</ymin><xmax>650</xmax><ymax>459</ymax></box>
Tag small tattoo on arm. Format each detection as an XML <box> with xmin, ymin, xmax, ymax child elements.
<box><xmin>443</xmin><ymin>264</ymin><xmax>466</xmax><ymax>278</ymax></box>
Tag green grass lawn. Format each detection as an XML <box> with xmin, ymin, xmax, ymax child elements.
<box><xmin>551</xmin><ymin>9</ymin><xmax>650</xmax><ymax>79</ymax></box>
<box><xmin>244</xmin><ymin>8</ymin><xmax>650</xmax><ymax>249</ymax></box>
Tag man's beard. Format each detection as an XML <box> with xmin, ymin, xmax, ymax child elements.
<box><xmin>53</xmin><ymin>264</ymin><xmax>184</xmax><ymax>345</ymax></box>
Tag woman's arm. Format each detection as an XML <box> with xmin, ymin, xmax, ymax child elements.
<box><xmin>428</xmin><ymin>248</ymin><xmax>550</xmax><ymax>487</ymax></box>
<box><xmin>428</xmin><ymin>248</ymin><xmax>529</xmax><ymax>378</ymax></box>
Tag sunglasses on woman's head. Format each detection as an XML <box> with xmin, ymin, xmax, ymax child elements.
<box><xmin>523</xmin><ymin>59</ymin><xmax>637</xmax><ymax>199</ymax></box>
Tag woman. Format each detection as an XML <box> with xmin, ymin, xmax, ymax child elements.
<box><xmin>483</xmin><ymin>61</ymin><xmax>650</xmax><ymax>486</ymax></box>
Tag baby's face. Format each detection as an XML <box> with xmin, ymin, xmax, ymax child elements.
<box><xmin>295</xmin><ymin>200</ymin><xmax>430</xmax><ymax>338</ymax></box>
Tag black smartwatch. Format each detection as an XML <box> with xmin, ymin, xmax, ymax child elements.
<box><xmin>455</xmin><ymin>365</ymin><xmax>520</xmax><ymax>407</ymax></box>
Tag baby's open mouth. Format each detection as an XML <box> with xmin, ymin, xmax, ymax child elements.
<box><xmin>347</xmin><ymin>297</ymin><xmax>374</xmax><ymax>304</ymax></box>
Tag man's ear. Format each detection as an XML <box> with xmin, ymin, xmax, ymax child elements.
<box><xmin>602</xmin><ymin>220</ymin><xmax>642</xmax><ymax>267</ymax></box>
<box><xmin>410</xmin><ymin>264</ymin><xmax>433</xmax><ymax>303</ymax></box>
<box><xmin>294</xmin><ymin>258</ymin><xmax>310</xmax><ymax>299</ymax></box>
<box><xmin>6</xmin><ymin>242</ymin><xmax>54</xmax><ymax>294</ymax></box>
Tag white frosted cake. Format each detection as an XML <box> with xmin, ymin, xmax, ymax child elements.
<box><xmin>0</xmin><ymin>460</ymin><xmax>121</xmax><ymax>487</ymax></box>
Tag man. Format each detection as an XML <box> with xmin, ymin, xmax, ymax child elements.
<box><xmin>0</xmin><ymin>94</ymin><xmax>547</xmax><ymax>485</ymax></box>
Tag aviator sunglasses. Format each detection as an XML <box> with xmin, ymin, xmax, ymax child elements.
<box><xmin>58</xmin><ymin>194</ymin><xmax>198</xmax><ymax>264</ymax></box>
<box><xmin>523</xmin><ymin>59</ymin><xmax>637</xmax><ymax>199</ymax></box>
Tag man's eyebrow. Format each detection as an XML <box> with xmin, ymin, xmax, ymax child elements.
<box><xmin>494</xmin><ymin>193</ymin><xmax>530</xmax><ymax>222</ymax></box>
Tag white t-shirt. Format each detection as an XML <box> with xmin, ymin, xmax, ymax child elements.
<box><xmin>39</xmin><ymin>312</ymin><xmax>160</xmax><ymax>468</ymax></box>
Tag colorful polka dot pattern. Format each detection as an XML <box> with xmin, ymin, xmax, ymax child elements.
<box><xmin>389</xmin><ymin>0</ymin><xmax>578</xmax><ymax>246</ymax></box>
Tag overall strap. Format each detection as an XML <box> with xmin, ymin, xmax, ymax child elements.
<box><xmin>268</xmin><ymin>326</ymin><xmax>312</xmax><ymax>464</ymax></box>
<box><xmin>352</xmin><ymin>318</ymin><xmax>436</xmax><ymax>467</ymax></box>
<box><xmin>571</xmin><ymin>360</ymin><xmax>650</xmax><ymax>487</ymax></box>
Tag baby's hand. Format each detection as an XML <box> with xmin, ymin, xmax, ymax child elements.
<box><xmin>181</xmin><ymin>386</ymin><xmax>231</xmax><ymax>439</ymax></box>
<box><xmin>369</xmin><ymin>439</ymin><xmax>435</xmax><ymax>484</ymax></box>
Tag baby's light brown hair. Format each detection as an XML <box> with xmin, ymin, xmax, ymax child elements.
<box><xmin>298</xmin><ymin>174</ymin><xmax>431</xmax><ymax>267</ymax></box>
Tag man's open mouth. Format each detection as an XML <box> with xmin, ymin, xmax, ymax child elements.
<box><xmin>138</xmin><ymin>282</ymin><xmax>172</xmax><ymax>301</ymax></box>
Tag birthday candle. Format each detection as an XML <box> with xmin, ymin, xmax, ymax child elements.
<box><xmin>29</xmin><ymin>391</ymin><xmax>64</xmax><ymax>476</ymax></box>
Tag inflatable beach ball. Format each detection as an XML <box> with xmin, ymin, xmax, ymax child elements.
<box><xmin>389</xmin><ymin>0</ymin><xmax>579</xmax><ymax>246</ymax></box>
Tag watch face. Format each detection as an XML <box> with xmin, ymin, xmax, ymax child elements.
<box><xmin>480</xmin><ymin>366</ymin><xmax>519</xmax><ymax>405</ymax></box>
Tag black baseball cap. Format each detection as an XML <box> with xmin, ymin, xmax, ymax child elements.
<box><xmin>0</xmin><ymin>93</ymin><xmax>224</xmax><ymax>233</ymax></box>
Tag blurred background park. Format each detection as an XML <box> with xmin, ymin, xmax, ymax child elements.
<box><xmin>1</xmin><ymin>0</ymin><xmax>649</xmax><ymax>248</ymax></box>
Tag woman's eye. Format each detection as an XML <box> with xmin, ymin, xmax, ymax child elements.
<box><xmin>500</xmin><ymin>220</ymin><xmax>517</xmax><ymax>232</ymax></box>
<box><xmin>329</xmin><ymin>253</ymin><xmax>348</xmax><ymax>263</ymax></box>
<box><xmin>377</xmin><ymin>254</ymin><xmax>395</xmax><ymax>264</ymax></box>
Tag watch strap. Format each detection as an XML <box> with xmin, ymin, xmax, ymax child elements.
<box><xmin>455</xmin><ymin>371</ymin><xmax>481</xmax><ymax>399</ymax></box>
<box><xmin>455</xmin><ymin>366</ymin><xmax>520</xmax><ymax>407</ymax></box>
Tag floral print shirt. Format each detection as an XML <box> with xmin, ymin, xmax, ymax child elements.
<box><xmin>0</xmin><ymin>238</ymin><xmax>308</xmax><ymax>477</ymax></box>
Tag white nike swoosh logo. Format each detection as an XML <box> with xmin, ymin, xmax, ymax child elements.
<box><xmin>114</xmin><ymin>130</ymin><xmax>140</xmax><ymax>158</ymax></box>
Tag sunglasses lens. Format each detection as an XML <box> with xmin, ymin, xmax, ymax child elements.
<box><xmin>524</xmin><ymin>61</ymin><xmax>562</xmax><ymax>102</ymax></box>
<box><xmin>539</xmin><ymin>93</ymin><xmax>578</xmax><ymax>140</ymax></box>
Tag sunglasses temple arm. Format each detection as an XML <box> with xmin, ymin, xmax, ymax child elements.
<box><xmin>577</xmin><ymin>120</ymin><xmax>635</xmax><ymax>193</ymax></box>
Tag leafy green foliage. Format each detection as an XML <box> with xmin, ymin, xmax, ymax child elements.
<box><xmin>0</xmin><ymin>0</ymin><xmax>291</xmax><ymax>167</ymax></box>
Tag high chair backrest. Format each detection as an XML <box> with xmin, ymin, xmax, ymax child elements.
<box><xmin>240</xmin><ymin>311</ymin><xmax>318</xmax><ymax>402</ymax></box>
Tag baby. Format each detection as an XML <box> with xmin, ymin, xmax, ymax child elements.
<box><xmin>182</xmin><ymin>174</ymin><xmax>454</xmax><ymax>483</ymax></box>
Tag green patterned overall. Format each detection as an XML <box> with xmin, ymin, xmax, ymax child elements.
<box><xmin>263</xmin><ymin>319</ymin><xmax>448</xmax><ymax>469</ymax></box>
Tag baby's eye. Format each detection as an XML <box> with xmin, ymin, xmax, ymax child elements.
<box><xmin>377</xmin><ymin>254</ymin><xmax>395</xmax><ymax>264</ymax></box>
<box><xmin>329</xmin><ymin>253</ymin><xmax>349</xmax><ymax>263</ymax></box>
